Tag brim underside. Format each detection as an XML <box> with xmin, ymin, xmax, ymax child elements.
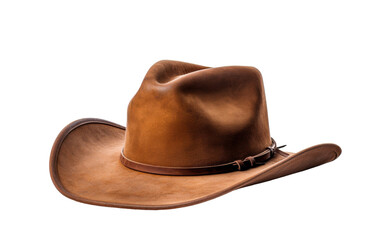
<box><xmin>50</xmin><ymin>118</ymin><xmax>341</xmax><ymax>210</ymax></box>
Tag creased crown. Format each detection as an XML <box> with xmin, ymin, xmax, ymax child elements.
<box><xmin>123</xmin><ymin>60</ymin><xmax>271</xmax><ymax>167</ymax></box>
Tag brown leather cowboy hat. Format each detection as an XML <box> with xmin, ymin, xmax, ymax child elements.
<box><xmin>50</xmin><ymin>60</ymin><xmax>341</xmax><ymax>209</ymax></box>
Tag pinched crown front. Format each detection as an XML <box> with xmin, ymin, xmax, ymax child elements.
<box><xmin>123</xmin><ymin>60</ymin><xmax>271</xmax><ymax>168</ymax></box>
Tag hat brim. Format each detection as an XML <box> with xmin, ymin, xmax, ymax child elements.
<box><xmin>50</xmin><ymin>118</ymin><xmax>341</xmax><ymax>210</ymax></box>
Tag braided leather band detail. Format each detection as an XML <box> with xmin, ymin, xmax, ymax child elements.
<box><xmin>120</xmin><ymin>138</ymin><xmax>284</xmax><ymax>176</ymax></box>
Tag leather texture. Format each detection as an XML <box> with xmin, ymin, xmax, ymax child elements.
<box><xmin>49</xmin><ymin>60</ymin><xmax>342</xmax><ymax>210</ymax></box>
<box><xmin>123</xmin><ymin>60</ymin><xmax>271</xmax><ymax>168</ymax></box>
<box><xmin>120</xmin><ymin>138</ymin><xmax>284</xmax><ymax>175</ymax></box>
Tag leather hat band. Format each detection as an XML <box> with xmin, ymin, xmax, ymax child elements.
<box><xmin>120</xmin><ymin>138</ymin><xmax>286</xmax><ymax>176</ymax></box>
<box><xmin>120</xmin><ymin>138</ymin><xmax>285</xmax><ymax>176</ymax></box>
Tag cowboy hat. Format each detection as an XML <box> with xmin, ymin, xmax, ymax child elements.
<box><xmin>50</xmin><ymin>60</ymin><xmax>341</xmax><ymax>209</ymax></box>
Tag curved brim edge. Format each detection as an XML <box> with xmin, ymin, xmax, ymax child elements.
<box><xmin>50</xmin><ymin>118</ymin><xmax>341</xmax><ymax>210</ymax></box>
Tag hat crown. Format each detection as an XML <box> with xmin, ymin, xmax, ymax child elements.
<box><xmin>123</xmin><ymin>60</ymin><xmax>271</xmax><ymax>167</ymax></box>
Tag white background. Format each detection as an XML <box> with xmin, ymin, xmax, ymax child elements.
<box><xmin>1</xmin><ymin>1</ymin><xmax>381</xmax><ymax>239</ymax></box>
